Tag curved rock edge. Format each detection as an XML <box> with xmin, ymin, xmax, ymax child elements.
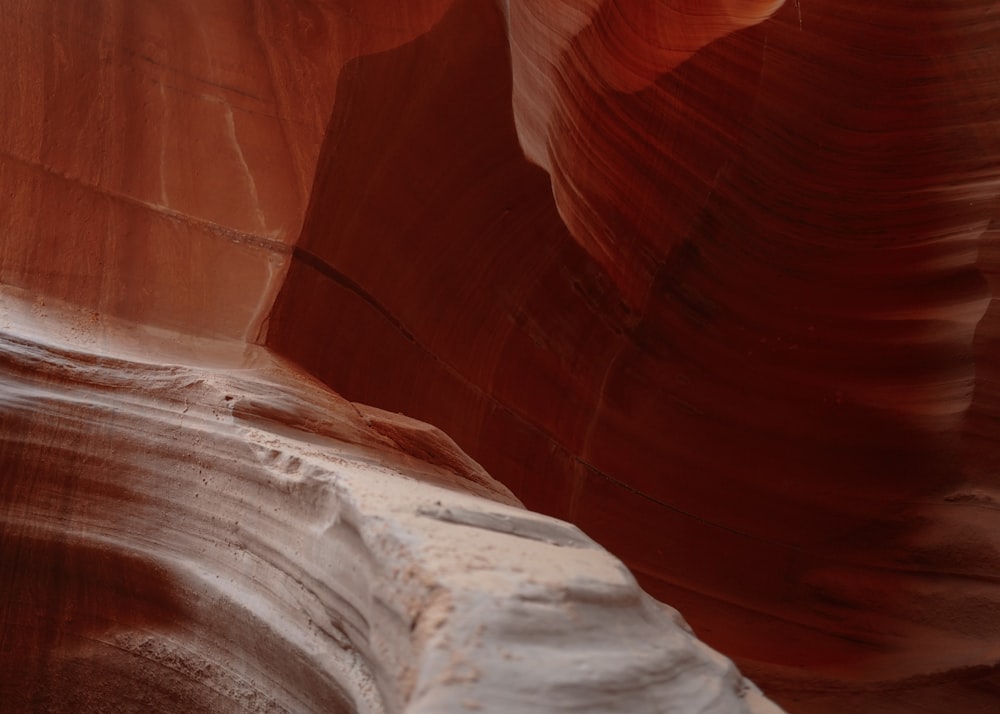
<box><xmin>0</xmin><ymin>286</ymin><xmax>781</xmax><ymax>713</ymax></box>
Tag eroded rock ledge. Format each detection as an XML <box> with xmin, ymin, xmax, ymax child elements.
<box><xmin>0</xmin><ymin>289</ymin><xmax>781</xmax><ymax>713</ymax></box>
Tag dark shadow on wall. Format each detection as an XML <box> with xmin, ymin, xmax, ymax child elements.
<box><xmin>265</xmin><ymin>0</ymin><xmax>1000</xmax><ymax>699</ymax></box>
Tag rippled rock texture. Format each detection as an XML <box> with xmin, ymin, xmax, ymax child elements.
<box><xmin>0</xmin><ymin>291</ymin><xmax>782</xmax><ymax>712</ymax></box>
<box><xmin>2</xmin><ymin>0</ymin><xmax>1000</xmax><ymax>712</ymax></box>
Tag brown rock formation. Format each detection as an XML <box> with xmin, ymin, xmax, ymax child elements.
<box><xmin>2</xmin><ymin>0</ymin><xmax>999</xmax><ymax>711</ymax></box>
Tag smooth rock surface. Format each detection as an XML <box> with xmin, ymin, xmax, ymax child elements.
<box><xmin>265</xmin><ymin>0</ymin><xmax>1000</xmax><ymax>710</ymax></box>
<box><xmin>0</xmin><ymin>288</ymin><xmax>781</xmax><ymax>713</ymax></box>
<box><xmin>0</xmin><ymin>0</ymin><xmax>454</xmax><ymax>340</ymax></box>
<box><xmin>2</xmin><ymin>0</ymin><xmax>999</xmax><ymax>712</ymax></box>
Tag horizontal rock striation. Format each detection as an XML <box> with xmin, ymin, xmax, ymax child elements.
<box><xmin>0</xmin><ymin>289</ymin><xmax>781</xmax><ymax>713</ymax></box>
<box><xmin>267</xmin><ymin>0</ymin><xmax>1000</xmax><ymax>710</ymax></box>
<box><xmin>3</xmin><ymin>0</ymin><xmax>1000</xmax><ymax>711</ymax></box>
<box><xmin>0</xmin><ymin>0</ymin><xmax>457</xmax><ymax>340</ymax></box>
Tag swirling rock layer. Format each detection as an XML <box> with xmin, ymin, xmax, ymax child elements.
<box><xmin>0</xmin><ymin>288</ymin><xmax>780</xmax><ymax>713</ymax></box>
<box><xmin>1</xmin><ymin>0</ymin><xmax>999</xmax><ymax>711</ymax></box>
<box><xmin>266</xmin><ymin>0</ymin><xmax>1000</xmax><ymax>710</ymax></box>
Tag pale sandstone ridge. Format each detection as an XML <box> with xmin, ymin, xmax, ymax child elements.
<box><xmin>0</xmin><ymin>288</ymin><xmax>782</xmax><ymax>713</ymax></box>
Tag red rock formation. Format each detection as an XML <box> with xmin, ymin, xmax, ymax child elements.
<box><xmin>0</xmin><ymin>0</ymin><xmax>454</xmax><ymax>339</ymax></box>
<box><xmin>267</xmin><ymin>0</ymin><xmax>1000</xmax><ymax>710</ymax></box>
<box><xmin>2</xmin><ymin>0</ymin><xmax>1000</xmax><ymax>711</ymax></box>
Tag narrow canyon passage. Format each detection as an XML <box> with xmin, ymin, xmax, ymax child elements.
<box><xmin>267</xmin><ymin>0</ymin><xmax>1000</xmax><ymax>708</ymax></box>
<box><xmin>1</xmin><ymin>0</ymin><xmax>999</xmax><ymax>712</ymax></box>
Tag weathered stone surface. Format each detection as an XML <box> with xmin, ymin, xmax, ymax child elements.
<box><xmin>0</xmin><ymin>288</ymin><xmax>781</xmax><ymax>713</ymax></box>
<box><xmin>2</xmin><ymin>0</ymin><xmax>1000</xmax><ymax>711</ymax></box>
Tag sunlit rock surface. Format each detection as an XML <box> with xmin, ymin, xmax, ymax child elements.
<box><xmin>2</xmin><ymin>0</ymin><xmax>1000</xmax><ymax>712</ymax></box>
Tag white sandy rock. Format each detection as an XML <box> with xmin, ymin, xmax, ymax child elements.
<box><xmin>0</xmin><ymin>287</ymin><xmax>782</xmax><ymax>713</ymax></box>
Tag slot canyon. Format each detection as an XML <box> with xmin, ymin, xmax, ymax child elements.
<box><xmin>1</xmin><ymin>0</ymin><xmax>999</xmax><ymax>712</ymax></box>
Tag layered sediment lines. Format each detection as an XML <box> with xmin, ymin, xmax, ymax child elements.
<box><xmin>0</xmin><ymin>290</ymin><xmax>781</xmax><ymax>713</ymax></box>
<box><xmin>3</xmin><ymin>0</ymin><xmax>1000</xmax><ymax>712</ymax></box>
<box><xmin>267</xmin><ymin>0</ymin><xmax>1000</xmax><ymax>709</ymax></box>
<box><xmin>0</xmin><ymin>0</ymin><xmax>456</xmax><ymax>339</ymax></box>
